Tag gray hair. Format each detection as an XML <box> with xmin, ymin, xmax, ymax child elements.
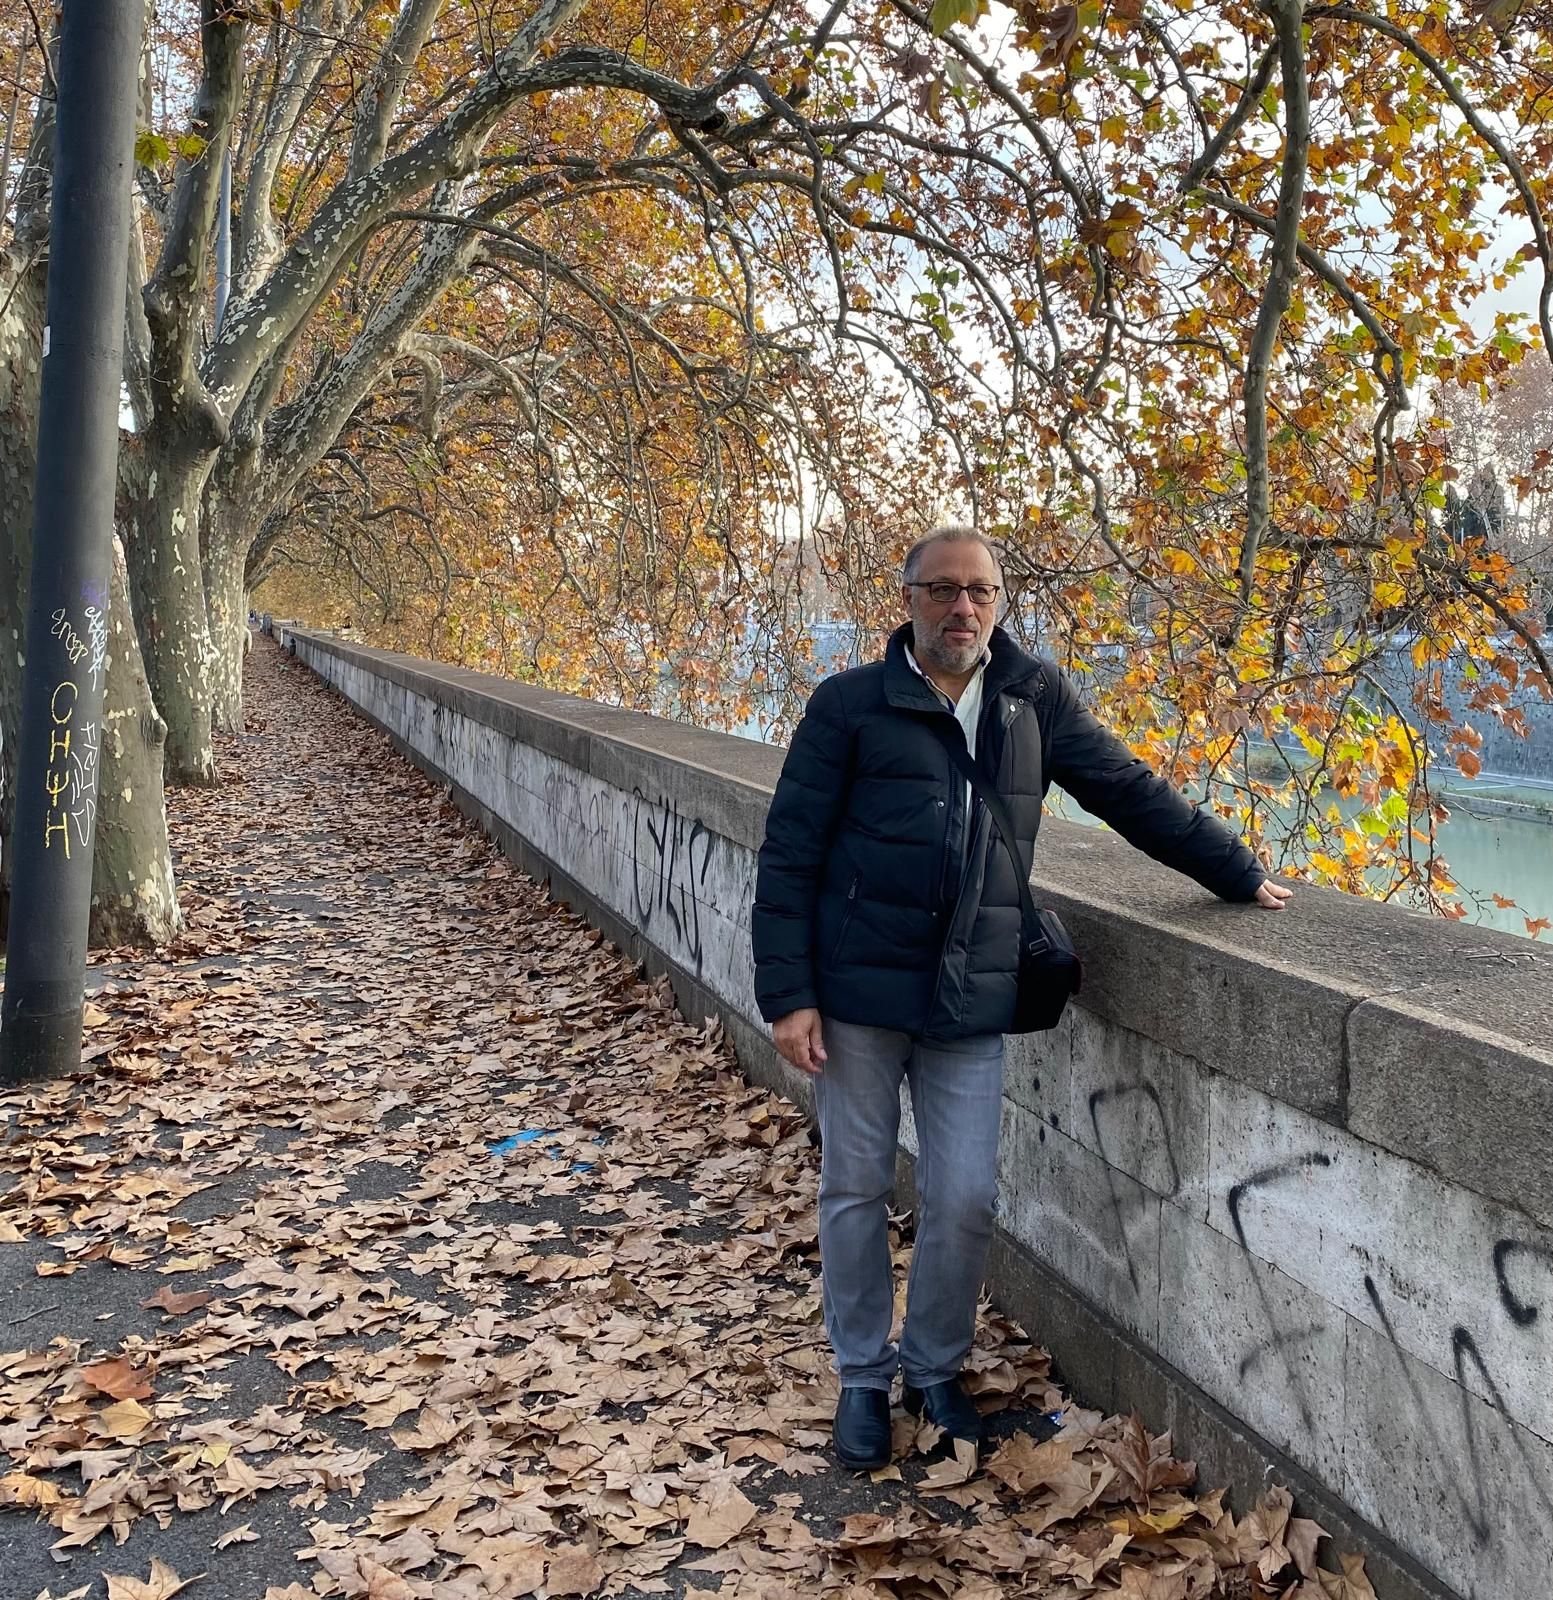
<box><xmin>902</xmin><ymin>524</ymin><xmax>1002</xmax><ymax>583</ymax></box>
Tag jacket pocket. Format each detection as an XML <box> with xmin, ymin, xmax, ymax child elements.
<box><xmin>830</xmin><ymin>872</ymin><xmax>862</xmax><ymax>962</ymax></box>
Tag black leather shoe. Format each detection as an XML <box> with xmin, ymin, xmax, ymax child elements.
<box><xmin>902</xmin><ymin>1377</ymin><xmax>981</xmax><ymax>1446</ymax></box>
<box><xmin>833</xmin><ymin>1387</ymin><xmax>892</xmax><ymax>1471</ymax></box>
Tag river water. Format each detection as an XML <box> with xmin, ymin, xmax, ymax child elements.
<box><xmin>1046</xmin><ymin>781</ymin><xmax>1553</xmax><ymax>941</ymax></box>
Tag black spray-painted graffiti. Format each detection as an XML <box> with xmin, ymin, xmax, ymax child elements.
<box><xmin>1070</xmin><ymin>1064</ymin><xmax>1552</xmax><ymax>1577</ymax></box>
<box><xmin>1225</xmin><ymin>1151</ymin><xmax>1335</xmax><ymax>1432</ymax></box>
<box><xmin>1362</xmin><ymin>1272</ymin><xmax>1553</xmax><ymax>1550</ymax></box>
<box><xmin>1493</xmin><ymin>1238</ymin><xmax>1553</xmax><ymax>1329</ymax></box>
<box><xmin>631</xmin><ymin>788</ymin><xmax>713</xmax><ymax>975</ymax></box>
<box><xmin>1219</xmin><ymin>1139</ymin><xmax>1553</xmax><ymax>1565</ymax></box>
<box><xmin>1088</xmin><ymin>1080</ymin><xmax>1182</xmax><ymax>1295</ymax></box>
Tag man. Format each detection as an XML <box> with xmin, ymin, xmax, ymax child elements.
<box><xmin>751</xmin><ymin>526</ymin><xmax>1292</xmax><ymax>1474</ymax></box>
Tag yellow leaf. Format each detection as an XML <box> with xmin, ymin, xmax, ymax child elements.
<box><xmin>1137</xmin><ymin>1503</ymin><xmax>1194</xmax><ymax>1534</ymax></box>
<box><xmin>99</xmin><ymin>1397</ymin><xmax>153</xmax><ymax>1439</ymax></box>
<box><xmin>0</xmin><ymin>1470</ymin><xmax>69</xmax><ymax>1508</ymax></box>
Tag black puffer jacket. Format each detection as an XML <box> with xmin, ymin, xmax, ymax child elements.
<box><xmin>752</xmin><ymin>624</ymin><xmax>1265</xmax><ymax>1041</ymax></box>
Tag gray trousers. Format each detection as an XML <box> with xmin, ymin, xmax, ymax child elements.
<box><xmin>814</xmin><ymin>1017</ymin><xmax>1005</xmax><ymax>1391</ymax></box>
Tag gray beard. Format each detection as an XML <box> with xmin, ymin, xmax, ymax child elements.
<box><xmin>913</xmin><ymin>620</ymin><xmax>983</xmax><ymax>676</ymax></box>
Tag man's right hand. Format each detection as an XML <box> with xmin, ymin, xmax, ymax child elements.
<box><xmin>773</xmin><ymin>1008</ymin><xmax>827</xmax><ymax>1075</ymax></box>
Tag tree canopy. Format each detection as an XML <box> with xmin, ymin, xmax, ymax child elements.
<box><xmin>3</xmin><ymin>0</ymin><xmax>1552</xmax><ymax>938</ymax></box>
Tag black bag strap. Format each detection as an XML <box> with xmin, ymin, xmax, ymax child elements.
<box><xmin>929</xmin><ymin>718</ymin><xmax>1042</xmax><ymax>935</ymax></box>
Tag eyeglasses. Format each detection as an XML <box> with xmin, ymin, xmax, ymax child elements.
<box><xmin>907</xmin><ymin>581</ymin><xmax>1001</xmax><ymax>606</ymax></box>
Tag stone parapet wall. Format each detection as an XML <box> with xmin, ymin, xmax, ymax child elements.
<box><xmin>280</xmin><ymin>626</ymin><xmax>1553</xmax><ymax>1600</ymax></box>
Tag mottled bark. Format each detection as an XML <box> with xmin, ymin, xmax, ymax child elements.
<box><xmin>204</xmin><ymin>501</ymin><xmax>252</xmax><ymax>733</ymax></box>
<box><xmin>347</xmin><ymin>0</ymin><xmax>444</xmax><ymax>181</ymax></box>
<box><xmin>0</xmin><ymin>249</ymin><xmax>45</xmax><ymax>935</ymax></box>
<box><xmin>91</xmin><ymin>533</ymin><xmax>180</xmax><ymax>946</ymax></box>
<box><xmin>125</xmin><ymin>443</ymin><xmax>218</xmax><ymax>784</ymax></box>
<box><xmin>127</xmin><ymin>1</ymin><xmax>243</xmax><ymax>781</ymax></box>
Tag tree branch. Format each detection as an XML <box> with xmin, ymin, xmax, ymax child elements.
<box><xmin>143</xmin><ymin>0</ymin><xmax>245</xmax><ymax>445</ymax></box>
<box><xmin>1180</xmin><ymin>40</ymin><xmax>1277</xmax><ymax>193</ymax></box>
<box><xmin>348</xmin><ymin>0</ymin><xmax>444</xmax><ymax>181</ymax></box>
<box><xmin>207</xmin><ymin>0</ymin><xmax>594</xmax><ymax>410</ymax></box>
<box><xmin>1238</xmin><ymin>0</ymin><xmax>1309</xmax><ymax>614</ymax></box>
<box><xmin>260</xmin><ymin>183</ymin><xmax>485</xmax><ymax>506</ymax></box>
<box><xmin>234</xmin><ymin>0</ymin><xmax>342</xmax><ymax>302</ymax></box>
<box><xmin>1191</xmin><ymin>188</ymin><xmax>1408</xmax><ymax>408</ymax></box>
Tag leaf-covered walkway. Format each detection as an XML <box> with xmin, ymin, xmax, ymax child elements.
<box><xmin>0</xmin><ymin>637</ymin><xmax>1354</xmax><ymax>1600</ymax></box>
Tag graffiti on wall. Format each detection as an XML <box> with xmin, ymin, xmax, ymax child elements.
<box><xmin>1074</xmin><ymin>1061</ymin><xmax>1553</xmax><ymax>1582</ymax></box>
<box><xmin>631</xmin><ymin>788</ymin><xmax>713</xmax><ymax>976</ymax></box>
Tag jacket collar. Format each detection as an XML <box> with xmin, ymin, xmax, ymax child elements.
<box><xmin>883</xmin><ymin>622</ymin><xmax>1043</xmax><ymax>712</ymax></box>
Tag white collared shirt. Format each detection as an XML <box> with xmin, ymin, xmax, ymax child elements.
<box><xmin>905</xmin><ymin>642</ymin><xmax>990</xmax><ymax>757</ymax></box>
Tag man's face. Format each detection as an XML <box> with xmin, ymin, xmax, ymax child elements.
<box><xmin>902</xmin><ymin>540</ymin><xmax>1002</xmax><ymax>676</ymax></box>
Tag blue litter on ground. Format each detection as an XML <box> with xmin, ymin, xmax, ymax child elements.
<box><xmin>488</xmin><ymin>1129</ymin><xmax>603</xmax><ymax>1172</ymax></box>
<box><xmin>488</xmin><ymin>1129</ymin><xmax>552</xmax><ymax>1156</ymax></box>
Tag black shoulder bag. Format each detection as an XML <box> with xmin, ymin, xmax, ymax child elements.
<box><xmin>932</xmin><ymin>724</ymin><xmax>1082</xmax><ymax>1034</ymax></box>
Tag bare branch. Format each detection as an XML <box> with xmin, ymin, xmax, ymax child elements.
<box><xmin>234</xmin><ymin>0</ymin><xmax>345</xmax><ymax>301</ymax></box>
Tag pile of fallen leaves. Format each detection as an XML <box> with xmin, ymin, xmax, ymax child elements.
<box><xmin>0</xmin><ymin>638</ymin><xmax>1377</xmax><ymax>1600</ymax></box>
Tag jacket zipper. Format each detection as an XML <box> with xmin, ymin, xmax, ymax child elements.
<box><xmin>926</xmin><ymin>712</ymin><xmax>971</xmax><ymax>1028</ymax></box>
<box><xmin>936</xmin><ymin>720</ymin><xmax>960</xmax><ymax>911</ymax></box>
<box><xmin>832</xmin><ymin>872</ymin><xmax>861</xmax><ymax>962</ymax></box>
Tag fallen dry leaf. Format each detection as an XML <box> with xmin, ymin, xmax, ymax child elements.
<box><xmin>213</xmin><ymin>1522</ymin><xmax>258</xmax><ymax>1550</ymax></box>
<box><xmin>1111</xmin><ymin>1565</ymin><xmax>1191</xmax><ymax>1600</ymax></box>
<box><xmin>685</xmin><ymin>1484</ymin><xmax>758</xmax><ymax>1549</ymax></box>
<box><xmin>97</xmin><ymin>1397</ymin><xmax>154</xmax><ymax>1439</ymax></box>
<box><xmin>1319</xmin><ymin>1553</ymin><xmax>1381</xmax><ymax>1599</ymax></box>
<box><xmin>545</xmin><ymin>1545</ymin><xmax>605</xmax><ymax>1597</ymax></box>
<box><xmin>0</xmin><ymin>1470</ymin><xmax>69</xmax><ymax>1508</ymax></box>
<box><xmin>918</xmin><ymin>1436</ymin><xmax>980</xmax><ymax>1490</ymax></box>
<box><xmin>357</xmin><ymin>1557</ymin><xmax>414</xmax><ymax>1600</ymax></box>
<box><xmin>79</xmin><ymin>1358</ymin><xmax>155</xmax><ymax>1401</ymax></box>
<box><xmin>103</xmin><ymin>1559</ymin><xmax>203</xmax><ymax>1600</ymax></box>
<box><xmin>140</xmin><ymin>1286</ymin><xmax>215</xmax><ymax>1316</ymax></box>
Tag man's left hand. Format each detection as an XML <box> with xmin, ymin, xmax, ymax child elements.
<box><xmin>1253</xmin><ymin>880</ymin><xmax>1293</xmax><ymax>910</ymax></box>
